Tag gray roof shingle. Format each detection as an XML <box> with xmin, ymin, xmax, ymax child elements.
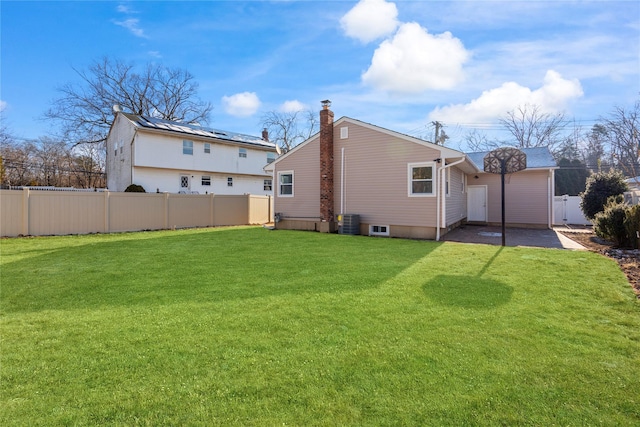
<box><xmin>466</xmin><ymin>146</ymin><xmax>557</xmax><ymax>171</ymax></box>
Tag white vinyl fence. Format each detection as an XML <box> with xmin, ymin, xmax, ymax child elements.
<box><xmin>553</xmin><ymin>195</ymin><xmax>591</xmax><ymax>226</ymax></box>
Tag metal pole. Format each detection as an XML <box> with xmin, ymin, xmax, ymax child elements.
<box><xmin>501</xmin><ymin>159</ymin><xmax>506</xmax><ymax>247</ymax></box>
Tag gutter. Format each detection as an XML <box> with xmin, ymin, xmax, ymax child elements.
<box><xmin>436</xmin><ymin>156</ymin><xmax>466</xmax><ymax>241</ymax></box>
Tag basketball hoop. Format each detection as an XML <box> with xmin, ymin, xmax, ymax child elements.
<box><xmin>483</xmin><ymin>147</ymin><xmax>527</xmax><ymax>246</ymax></box>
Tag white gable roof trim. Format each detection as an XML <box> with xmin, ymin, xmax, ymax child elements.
<box><xmin>269</xmin><ymin>116</ymin><xmax>468</xmax><ymax>167</ymax></box>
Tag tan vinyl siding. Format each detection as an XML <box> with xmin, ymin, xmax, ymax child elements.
<box><xmin>335</xmin><ymin>122</ymin><xmax>440</xmax><ymax>227</ymax></box>
<box><xmin>274</xmin><ymin>137</ymin><xmax>320</xmax><ymax>219</ymax></box>
<box><xmin>472</xmin><ymin>170</ymin><xmax>551</xmax><ymax>225</ymax></box>
<box><xmin>445</xmin><ymin>167</ymin><xmax>467</xmax><ymax>226</ymax></box>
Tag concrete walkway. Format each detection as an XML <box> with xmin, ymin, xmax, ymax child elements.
<box><xmin>441</xmin><ymin>225</ymin><xmax>587</xmax><ymax>250</ymax></box>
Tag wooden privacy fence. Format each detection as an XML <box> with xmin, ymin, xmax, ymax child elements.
<box><xmin>0</xmin><ymin>189</ymin><xmax>273</xmax><ymax>237</ymax></box>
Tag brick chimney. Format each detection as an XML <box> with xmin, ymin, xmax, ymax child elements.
<box><xmin>319</xmin><ymin>100</ymin><xmax>334</xmax><ymax>225</ymax></box>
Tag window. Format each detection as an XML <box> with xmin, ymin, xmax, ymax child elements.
<box><xmin>204</xmin><ymin>143</ymin><xmax>211</xmax><ymax>154</ymax></box>
<box><xmin>114</xmin><ymin>140</ymin><xmax>119</xmax><ymax>157</ymax></box>
<box><xmin>264</xmin><ymin>179</ymin><xmax>272</xmax><ymax>191</ymax></box>
<box><xmin>278</xmin><ymin>171</ymin><xmax>293</xmax><ymax>196</ymax></box>
<box><xmin>408</xmin><ymin>163</ymin><xmax>435</xmax><ymax>196</ymax></box>
<box><xmin>239</xmin><ymin>148</ymin><xmax>247</xmax><ymax>158</ymax></box>
<box><xmin>340</xmin><ymin>127</ymin><xmax>349</xmax><ymax>139</ymax></box>
<box><xmin>267</xmin><ymin>152</ymin><xmax>276</xmax><ymax>164</ymax></box>
<box><xmin>369</xmin><ymin>225</ymin><xmax>390</xmax><ymax>236</ymax></box>
<box><xmin>202</xmin><ymin>176</ymin><xmax>211</xmax><ymax>186</ymax></box>
<box><xmin>227</xmin><ymin>177</ymin><xmax>233</xmax><ymax>187</ymax></box>
<box><xmin>183</xmin><ymin>140</ymin><xmax>193</xmax><ymax>155</ymax></box>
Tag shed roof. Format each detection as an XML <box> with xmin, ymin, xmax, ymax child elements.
<box><xmin>466</xmin><ymin>146</ymin><xmax>557</xmax><ymax>171</ymax></box>
<box><xmin>120</xmin><ymin>112</ymin><xmax>276</xmax><ymax>150</ymax></box>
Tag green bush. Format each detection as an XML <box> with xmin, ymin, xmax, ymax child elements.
<box><xmin>580</xmin><ymin>170</ymin><xmax>628</xmax><ymax>220</ymax></box>
<box><xmin>124</xmin><ymin>184</ymin><xmax>146</xmax><ymax>193</ymax></box>
<box><xmin>593</xmin><ymin>195</ymin><xmax>628</xmax><ymax>247</ymax></box>
<box><xmin>624</xmin><ymin>204</ymin><xmax>640</xmax><ymax>249</ymax></box>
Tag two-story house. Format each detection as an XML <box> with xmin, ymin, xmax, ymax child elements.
<box><xmin>106</xmin><ymin>112</ymin><xmax>278</xmax><ymax>194</ymax></box>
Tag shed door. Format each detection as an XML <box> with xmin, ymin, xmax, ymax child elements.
<box><xmin>467</xmin><ymin>185</ymin><xmax>487</xmax><ymax>222</ymax></box>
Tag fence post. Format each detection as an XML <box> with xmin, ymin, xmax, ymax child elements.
<box><xmin>164</xmin><ymin>192</ymin><xmax>170</xmax><ymax>229</ymax></box>
<box><xmin>104</xmin><ymin>191</ymin><xmax>110</xmax><ymax>233</ymax></box>
<box><xmin>22</xmin><ymin>187</ymin><xmax>29</xmax><ymax>236</ymax></box>
<box><xmin>210</xmin><ymin>193</ymin><xmax>215</xmax><ymax>226</ymax></box>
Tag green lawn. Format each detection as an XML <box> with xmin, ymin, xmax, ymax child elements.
<box><xmin>1</xmin><ymin>226</ymin><xmax>639</xmax><ymax>426</ymax></box>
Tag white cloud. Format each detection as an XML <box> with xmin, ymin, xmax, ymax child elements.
<box><xmin>280</xmin><ymin>100</ymin><xmax>306</xmax><ymax>113</ymax></box>
<box><xmin>0</xmin><ymin>100</ymin><xmax>7</xmax><ymax>113</ymax></box>
<box><xmin>113</xmin><ymin>18</ymin><xmax>146</xmax><ymax>38</ymax></box>
<box><xmin>340</xmin><ymin>0</ymin><xmax>399</xmax><ymax>43</ymax></box>
<box><xmin>428</xmin><ymin>70</ymin><xmax>584</xmax><ymax>124</ymax></box>
<box><xmin>362</xmin><ymin>22</ymin><xmax>469</xmax><ymax>94</ymax></box>
<box><xmin>222</xmin><ymin>92</ymin><xmax>261</xmax><ymax>117</ymax></box>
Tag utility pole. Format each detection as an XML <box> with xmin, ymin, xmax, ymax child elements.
<box><xmin>432</xmin><ymin>121</ymin><xmax>443</xmax><ymax>145</ymax></box>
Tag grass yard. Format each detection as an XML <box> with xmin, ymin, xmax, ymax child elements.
<box><xmin>1</xmin><ymin>226</ymin><xmax>639</xmax><ymax>426</ymax></box>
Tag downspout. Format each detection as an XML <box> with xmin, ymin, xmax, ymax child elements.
<box><xmin>436</xmin><ymin>157</ymin><xmax>466</xmax><ymax>241</ymax></box>
<box><xmin>548</xmin><ymin>168</ymin><xmax>554</xmax><ymax>229</ymax></box>
<box><xmin>341</xmin><ymin>147</ymin><xmax>345</xmax><ymax>217</ymax></box>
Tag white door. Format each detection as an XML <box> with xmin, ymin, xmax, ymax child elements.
<box><xmin>467</xmin><ymin>185</ymin><xmax>487</xmax><ymax>222</ymax></box>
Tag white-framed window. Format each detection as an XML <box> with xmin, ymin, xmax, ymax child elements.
<box><xmin>202</xmin><ymin>176</ymin><xmax>211</xmax><ymax>186</ymax></box>
<box><xmin>278</xmin><ymin>171</ymin><xmax>293</xmax><ymax>197</ymax></box>
<box><xmin>408</xmin><ymin>162</ymin><xmax>436</xmax><ymax>197</ymax></box>
<box><xmin>239</xmin><ymin>148</ymin><xmax>247</xmax><ymax>158</ymax></box>
<box><xmin>227</xmin><ymin>177</ymin><xmax>233</xmax><ymax>187</ymax></box>
<box><xmin>267</xmin><ymin>152</ymin><xmax>276</xmax><ymax>164</ymax></box>
<box><xmin>114</xmin><ymin>140</ymin><xmax>119</xmax><ymax>157</ymax></box>
<box><xmin>204</xmin><ymin>143</ymin><xmax>211</xmax><ymax>154</ymax></box>
<box><xmin>264</xmin><ymin>179</ymin><xmax>272</xmax><ymax>191</ymax></box>
<box><xmin>183</xmin><ymin>140</ymin><xmax>193</xmax><ymax>155</ymax></box>
<box><xmin>369</xmin><ymin>225</ymin><xmax>390</xmax><ymax>236</ymax></box>
<box><xmin>340</xmin><ymin>127</ymin><xmax>349</xmax><ymax>139</ymax></box>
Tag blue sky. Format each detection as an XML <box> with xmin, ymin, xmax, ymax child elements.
<box><xmin>2</xmin><ymin>0</ymin><xmax>639</xmax><ymax>151</ymax></box>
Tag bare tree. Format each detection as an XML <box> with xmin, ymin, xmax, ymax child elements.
<box><xmin>261</xmin><ymin>109</ymin><xmax>318</xmax><ymax>153</ymax></box>
<box><xmin>602</xmin><ymin>100</ymin><xmax>640</xmax><ymax>178</ymax></box>
<box><xmin>499</xmin><ymin>104</ymin><xmax>568</xmax><ymax>152</ymax></box>
<box><xmin>71</xmin><ymin>143</ymin><xmax>106</xmax><ymax>188</ymax></box>
<box><xmin>463</xmin><ymin>129</ymin><xmax>500</xmax><ymax>152</ymax></box>
<box><xmin>45</xmin><ymin>57</ymin><xmax>213</xmax><ymax>146</ymax></box>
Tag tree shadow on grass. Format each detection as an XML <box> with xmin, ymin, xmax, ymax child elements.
<box><xmin>423</xmin><ymin>247</ymin><xmax>513</xmax><ymax>309</ymax></box>
<box><xmin>423</xmin><ymin>275</ymin><xmax>513</xmax><ymax>309</ymax></box>
<box><xmin>1</xmin><ymin>227</ymin><xmax>443</xmax><ymax>313</ymax></box>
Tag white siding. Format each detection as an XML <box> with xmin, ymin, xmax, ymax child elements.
<box><xmin>106</xmin><ymin>113</ymin><xmax>275</xmax><ymax>193</ymax></box>
<box><xmin>133</xmin><ymin>168</ymin><xmax>272</xmax><ymax>195</ymax></box>
<box><xmin>106</xmin><ymin>114</ymin><xmax>136</xmax><ymax>191</ymax></box>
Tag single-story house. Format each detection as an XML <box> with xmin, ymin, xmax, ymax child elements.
<box><xmin>106</xmin><ymin>111</ymin><xmax>278</xmax><ymax>194</ymax></box>
<box><xmin>265</xmin><ymin>102</ymin><xmax>557</xmax><ymax>240</ymax></box>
